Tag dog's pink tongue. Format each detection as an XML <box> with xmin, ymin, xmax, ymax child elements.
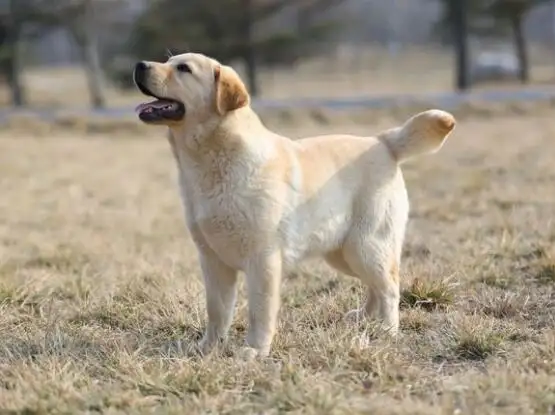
<box><xmin>135</xmin><ymin>102</ymin><xmax>152</xmax><ymax>114</ymax></box>
<box><xmin>135</xmin><ymin>100</ymin><xmax>172</xmax><ymax>114</ymax></box>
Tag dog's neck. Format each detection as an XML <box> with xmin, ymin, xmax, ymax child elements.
<box><xmin>168</xmin><ymin>106</ymin><xmax>266</xmax><ymax>157</ymax></box>
<box><xmin>167</xmin><ymin>107</ymin><xmax>273</xmax><ymax>195</ymax></box>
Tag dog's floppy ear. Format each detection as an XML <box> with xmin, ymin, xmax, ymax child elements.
<box><xmin>214</xmin><ymin>65</ymin><xmax>249</xmax><ymax>115</ymax></box>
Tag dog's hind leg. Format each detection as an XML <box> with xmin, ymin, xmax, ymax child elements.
<box><xmin>342</xmin><ymin>210</ymin><xmax>406</xmax><ymax>335</ymax></box>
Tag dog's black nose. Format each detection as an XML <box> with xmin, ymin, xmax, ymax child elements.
<box><xmin>133</xmin><ymin>61</ymin><xmax>149</xmax><ymax>84</ymax></box>
<box><xmin>135</xmin><ymin>61</ymin><xmax>148</xmax><ymax>72</ymax></box>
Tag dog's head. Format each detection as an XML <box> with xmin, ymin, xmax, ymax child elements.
<box><xmin>133</xmin><ymin>53</ymin><xmax>250</xmax><ymax>126</ymax></box>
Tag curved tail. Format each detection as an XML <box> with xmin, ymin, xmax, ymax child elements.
<box><xmin>378</xmin><ymin>110</ymin><xmax>456</xmax><ymax>164</ymax></box>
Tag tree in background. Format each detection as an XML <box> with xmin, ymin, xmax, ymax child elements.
<box><xmin>121</xmin><ymin>0</ymin><xmax>342</xmax><ymax>96</ymax></box>
<box><xmin>486</xmin><ymin>0</ymin><xmax>553</xmax><ymax>82</ymax></box>
<box><xmin>0</xmin><ymin>0</ymin><xmax>124</xmax><ymax>108</ymax></box>
<box><xmin>435</xmin><ymin>0</ymin><xmax>553</xmax><ymax>84</ymax></box>
<box><xmin>51</xmin><ymin>0</ymin><xmax>107</xmax><ymax>109</ymax></box>
<box><xmin>451</xmin><ymin>0</ymin><xmax>470</xmax><ymax>91</ymax></box>
<box><xmin>0</xmin><ymin>0</ymin><xmax>43</xmax><ymax>107</ymax></box>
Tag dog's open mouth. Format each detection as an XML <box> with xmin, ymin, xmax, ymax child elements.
<box><xmin>135</xmin><ymin>99</ymin><xmax>185</xmax><ymax>122</ymax></box>
<box><xmin>135</xmin><ymin>83</ymin><xmax>185</xmax><ymax>123</ymax></box>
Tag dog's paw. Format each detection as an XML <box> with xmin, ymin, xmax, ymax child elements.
<box><xmin>195</xmin><ymin>337</ymin><xmax>220</xmax><ymax>357</ymax></box>
<box><xmin>237</xmin><ymin>346</ymin><xmax>270</xmax><ymax>361</ymax></box>
<box><xmin>238</xmin><ymin>346</ymin><xmax>259</xmax><ymax>361</ymax></box>
<box><xmin>343</xmin><ymin>308</ymin><xmax>365</xmax><ymax>323</ymax></box>
<box><xmin>382</xmin><ymin>325</ymin><xmax>400</xmax><ymax>338</ymax></box>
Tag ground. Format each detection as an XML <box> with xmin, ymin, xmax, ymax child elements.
<box><xmin>0</xmin><ymin>108</ymin><xmax>554</xmax><ymax>414</ymax></box>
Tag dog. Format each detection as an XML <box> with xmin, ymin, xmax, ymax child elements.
<box><xmin>133</xmin><ymin>52</ymin><xmax>456</xmax><ymax>359</ymax></box>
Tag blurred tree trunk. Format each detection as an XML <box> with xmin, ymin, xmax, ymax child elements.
<box><xmin>66</xmin><ymin>0</ymin><xmax>106</xmax><ymax>109</ymax></box>
<box><xmin>452</xmin><ymin>0</ymin><xmax>470</xmax><ymax>91</ymax></box>
<box><xmin>0</xmin><ymin>36</ymin><xmax>26</xmax><ymax>107</ymax></box>
<box><xmin>5</xmin><ymin>35</ymin><xmax>26</xmax><ymax>107</ymax></box>
<box><xmin>242</xmin><ymin>0</ymin><xmax>259</xmax><ymax>96</ymax></box>
<box><xmin>510</xmin><ymin>14</ymin><xmax>529</xmax><ymax>83</ymax></box>
<box><xmin>73</xmin><ymin>30</ymin><xmax>106</xmax><ymax>108</ymax></box>
<box><xmin>1</xmin><ymin>0</ymin><xmax>27</xmax><ymax>107</ymax></box>
<box><xmin>486</xmin><ymin>0</ymin><xmax>543</xmax><ymax>84</ymax></box>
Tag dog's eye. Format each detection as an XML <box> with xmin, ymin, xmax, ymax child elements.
<box><xmin>176</xmin><ymin>63</ymin><xmax>191</xmax><ymax>73</ymax></box>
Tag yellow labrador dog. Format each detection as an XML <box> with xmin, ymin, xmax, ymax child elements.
<box><xmin>133</xmin><ymin>53</ymin><xmax>456</xmax><ymax>359</ymax></box>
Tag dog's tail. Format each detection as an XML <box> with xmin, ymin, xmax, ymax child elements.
<box><xmin>378</xmin><ymin>109</ymin><xmax>456</xmax><ymax>164</ymax></box>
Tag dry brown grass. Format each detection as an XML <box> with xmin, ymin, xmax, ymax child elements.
<box><xmin>0</xmin><ymin>109</ymin><xmax>554</xmax><ymax>414</ymax></box>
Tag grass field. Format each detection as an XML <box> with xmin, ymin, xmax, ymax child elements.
<box><xmin>0</xmin><ymin>108</ymin><xmax>554</xmax><ymax>414</ymax></box>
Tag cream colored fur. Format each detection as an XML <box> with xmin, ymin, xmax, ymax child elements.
<box><xmin>133</xmin><ymin>52</ymin><xmax>456</xmax><ymax>359</ymax></box>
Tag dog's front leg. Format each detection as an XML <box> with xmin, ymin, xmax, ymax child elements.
<box><xmin>197</xmin><ymin>252</ymin><xmax>239</xmax><ymax>355</ymax></box>
<box><xmin>241</xmin><ymin>250</ymin><xmax>283</xmax><ymax>360</ymax></box>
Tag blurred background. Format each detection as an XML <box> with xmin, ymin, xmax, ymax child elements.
<box><xmin>1</xmin><ymin>0</ymin><xmax>555</xmax><ymax>112</ymax></box>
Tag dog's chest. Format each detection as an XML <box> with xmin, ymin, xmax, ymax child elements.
<box><xmin>182</xmin><ymin>168</ymin><xmax>275</xmax><ymax>269</ymax></box>
<box><xmin>200</xmin><ymin>195</ymin><xmax>273</xmax><ymax>268</ymax></box>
